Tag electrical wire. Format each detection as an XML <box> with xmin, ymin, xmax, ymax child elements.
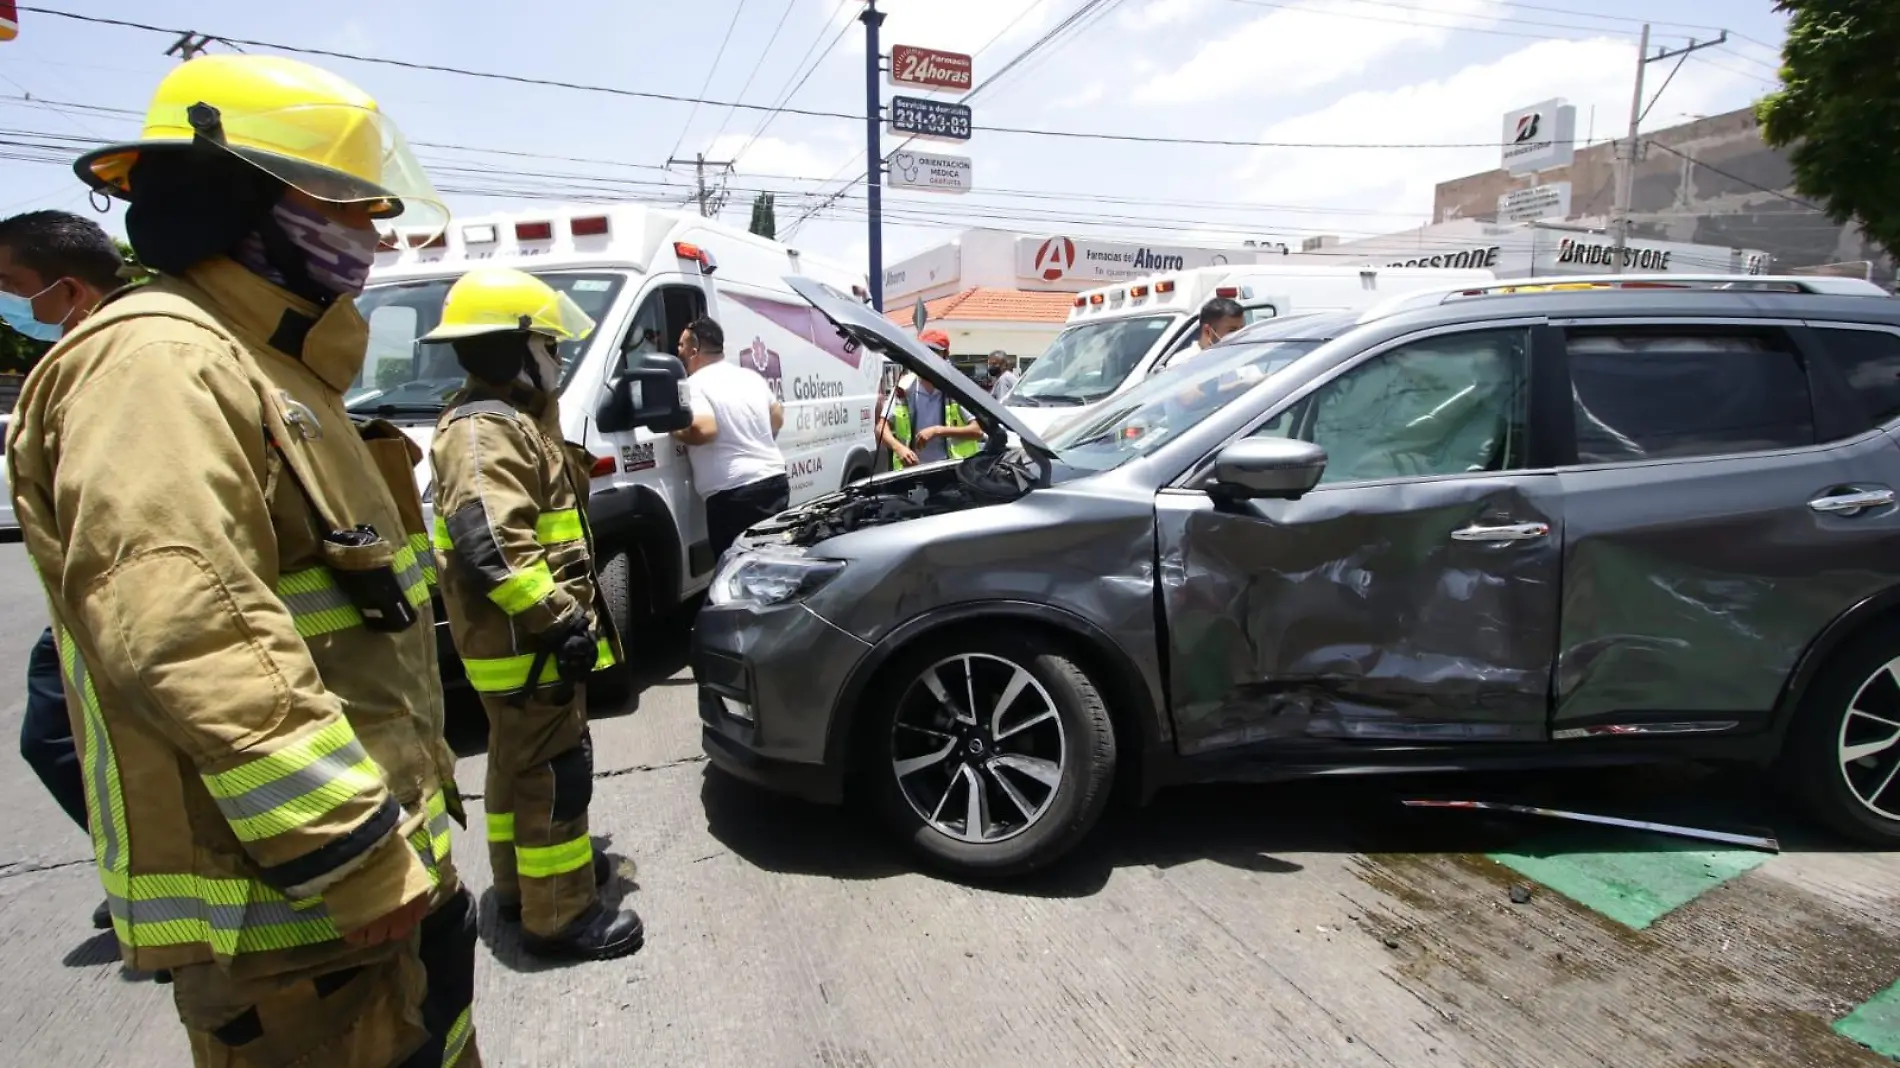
<box><xmin>704</xmin><ymin>0</ymin><xmax>805</xmax><ymax>148</ymax></box>
<box><xmin>669</xmin><ymin>0</ymin><xmax>754</xmax><ymax>160</ymax></box>
<box><xmin>1216</xmin><ymin>0</ymin><xmax>1677</xmax><ymax>45</ymax></box>
<box><xmin>9</xmin><ymin>8</ymin><xmax>1610</xmax><ymax>152</ymax></box>
<box><xmin>1643</xmin><ymin>139</ymin><xmax>1823</xmax><ymax>213</ymax></box>
<box><xmin>786</xmin><ymin>0</ymin><xmax>1130</xmax><ymax>236</ymax></box>
<box><xmin>733</xmin><ymin>0</ymin><xmax>856</xmax><ymax>160</ymax></box>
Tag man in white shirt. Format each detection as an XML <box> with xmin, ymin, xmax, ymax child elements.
<box><xmin>670</xmin><ymin>317</ymin><xmax>789</xmax><ymax>557</ymax></box>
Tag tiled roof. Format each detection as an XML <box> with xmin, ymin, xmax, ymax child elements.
<box><xmin>885</xmin><ymin>287</ymin><xmax>1074</xmax><ymax>326</ymax></box>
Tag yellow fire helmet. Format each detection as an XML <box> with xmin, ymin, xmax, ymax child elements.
<box><xmin>419</xmin><ymin>267</ymin><xmax>597</xmax><ymax>344</ymax></box>
<box><xmin>74</xmin><ymin>54</ymin><xmax>448</xmax><ymax>240</ymax></box>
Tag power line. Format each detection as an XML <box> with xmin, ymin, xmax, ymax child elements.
<box><xmin>17</xmin><ymin>6</ymin><xmax>1545</xmax><ymax>151</ymax></box>
<box><xmin>1217</xmin><ymin>0</ymin><xmax>1682</xmax><ymax>45</ymax></box>
<box><xmin>1642</xmin><ymin>139</ymin><xmax>1823</xmax><ymax>213</ymax></box>
<box><xmin>704</xmin><ymin>0</ymin><xmax>804</xmax><ymax>149</ymax></box>
<box><xmin>0</xmin><ymin>118</ymin><xmax>1452</xmax><ymax>224</ymax></box>
<box><xmin>669</xmin><ymin>0</ymin><xmax>753</xmax><ymax>160</ymax></box>
<box><xmin>732</xmin><ymin>0</ymin><xmax>855</xmax><ymax>160</ymax></box>
<box><xmin>788</xmin><ymin>0</ymin><xmax>1132</xmax><ymax>236</ymax></box>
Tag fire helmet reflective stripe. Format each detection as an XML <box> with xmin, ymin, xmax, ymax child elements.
<box><xmin>74</xmin><ymin>55</ymin><xmax>448</xmax><ymax>239</ymax></box>
<box><xmin>419</xmin><ymin>267</ymin><xmax>596</xmax><ymax>344</ymax></box>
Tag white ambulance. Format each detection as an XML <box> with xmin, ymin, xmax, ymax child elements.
<box><xmin>351</xmin><ymin>203</ymin><xmax>880</xmax><ymax>689</ymax></box>
<box><xmin>1004</xmin><ymin>264</ymin><xmax>1497</xmax><ymax>436</ymax></box>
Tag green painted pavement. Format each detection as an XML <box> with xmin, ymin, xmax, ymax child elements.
<box><xmin>1488</xmin><ymin>831</ymin><xmax>1772</xmax><ymax>930</ymax></box>
<box><xmin>1837</xmin><ymin>982</ymin><xmax>1900</xmax><ymax>1061</ymax></box>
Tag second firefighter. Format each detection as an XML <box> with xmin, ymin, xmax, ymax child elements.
<box><xmin>425</xmin><ymin>267</ymin><xmax>644</xmax><ymax>962</ymax></box>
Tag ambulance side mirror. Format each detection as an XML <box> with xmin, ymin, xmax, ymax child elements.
<box><xmin>599</xmin><ymin>352</ymin><xmax>692</xmax><ymax>434</ymax></box>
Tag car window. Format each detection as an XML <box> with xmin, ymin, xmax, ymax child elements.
<box><xmin>1812</xmin><ymin>326</ymin><xmax>1900</xmax><ymax>426</ymax></box>
<box><xmin>1252</xmin><ymin>329</ymin><xmax>1530</xmax><ymax>485</ymax></box>
<box><xmin>1564</xmin><ymin>329</ymin><xmax>1814</xmax><ymax>464</ymax></box>
<box><xmin>1045</xmin><ymin>335</ymin><xmax>1330</xmax><ymax>474</ymax></box>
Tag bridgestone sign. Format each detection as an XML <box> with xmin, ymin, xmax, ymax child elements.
<box><xmin>1556</xmin><ymin>239</ymin><xmax>1671</xmax><ymax>270</ymax></box>
<box><xmin>1386</xmin><ymin>246</ymin><xmax>1501</xmax><ymax>269</ymax></box>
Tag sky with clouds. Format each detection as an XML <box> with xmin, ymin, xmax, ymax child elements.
<box><xmin>0</xmin><ymin>0</ymin><xmax>1792</xmax><ymax>281</ymax></box>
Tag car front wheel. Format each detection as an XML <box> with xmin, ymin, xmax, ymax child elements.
<box><xmin>1785</xmin><ymin>624</ymin><xmax>1900</xmax><ymax>845</ymax></box>
<box><xmin>869</xmin><ymin>632</ymin><xmax>1116</xmax><ymax>878</ymax></box>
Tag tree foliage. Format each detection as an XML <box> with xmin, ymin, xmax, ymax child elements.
<box><xmin>1757</xmin><ymin>1</ymin><xmax>1900</xmax><ymax>257</ymax></box>
<box><xmin>748</xmin><ymin>192</ymin><xmax>777</xmax><ymax>240</ymax></box>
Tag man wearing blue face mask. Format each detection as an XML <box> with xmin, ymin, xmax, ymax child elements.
<box><xmin>0</xmin><ymin>210</ymin><xmax>122</xmax><ymax>344</ymax></box>
<box><xmin>0</xmin><ymin>211</ymin><xmax>122</xmax><ymax>931</ymax></box>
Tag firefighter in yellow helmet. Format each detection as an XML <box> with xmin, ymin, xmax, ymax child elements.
<box><xmin>8</xmin><ymin>54</ymin><xmax>480</xmax><ymax>1065</ymax></box>
<box><xmin>423</xmin><ymin>267</ymin><xmax>642</xmax><ymax>961</ymax></box>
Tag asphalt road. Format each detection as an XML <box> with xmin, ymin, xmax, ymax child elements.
<box><xmin>3</xmin><ymin>540</ymin><xmax>1900</xmax><ymax>1066</ymax></box>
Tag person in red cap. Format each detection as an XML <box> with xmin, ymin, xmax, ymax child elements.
<box><xmin>877</xmin><ymin>329</ymin><xmax>983</xmax><ymax>469</ymax></box>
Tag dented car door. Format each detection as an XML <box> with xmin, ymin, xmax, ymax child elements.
<box><xmin>1156</xmin><ymin>324</ymin><xmax>1564</xmax><ymax>757</ymax></box>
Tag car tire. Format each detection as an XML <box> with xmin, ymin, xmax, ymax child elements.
<box><xmin>1782</xmin><ymin>622</ymin><xmax>1900</xmax><ymax>846</ymax></box>
<box><xmin>590</xmin><ymin>547</ymin><xmax>645</xmax><ymax>711</ymax></box>
<box><xmin>867</xmin><ymin>631</ymin><xmax>1116</xmax><ymax>878</ymax></box>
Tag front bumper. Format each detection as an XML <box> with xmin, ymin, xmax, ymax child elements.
<box><xmin>692</xmin><ymin>599</ymin><xmax>872</xmax><ymax>805</ymax></box>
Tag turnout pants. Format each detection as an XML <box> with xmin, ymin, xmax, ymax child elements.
<box><xmin>483</xmin><ymin>689</ymin><xmax>597</xmax><ymax>937</ymax></box>
<box><xmin>172</xmin><ymin>885</ymin><xmax>481</xmax><ymax>1068</ymax></box>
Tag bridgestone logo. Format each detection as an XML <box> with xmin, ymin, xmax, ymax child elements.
<box><xmin>1385</xmin><ymin>245</ymin><xmax>1501</xmax><ymax>269</ymax></box>
<box><xmin>1557</xmin><ymin>239</ymin><xmax>1671</xmax><ymax>270</ymax></box>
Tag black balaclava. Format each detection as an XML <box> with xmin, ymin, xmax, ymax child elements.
<box><xmin>451</xmin><ymin>330</ymin><xmax>561</xmax><ymax>396</ymax></box>
<box><xmin>123</xmin><ymin>150</ymin><xmax>335</xmax><ymax>308</ymax></box>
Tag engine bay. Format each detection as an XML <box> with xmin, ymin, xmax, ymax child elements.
<box><xmin>754</xmin><ymin>449</ymin><xmax>1044</xmax><ymax>547</ymax></box>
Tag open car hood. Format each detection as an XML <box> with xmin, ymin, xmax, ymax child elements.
<box><xmin>786</xmin><ymin>276</ymin><xmax>1057</xmax><ymax>465</ymax></box>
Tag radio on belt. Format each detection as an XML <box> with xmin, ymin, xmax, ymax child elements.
<box><xmin>320</xmin><ymin>524</ymin><xmax>419</xmax><ymax>632</ymax></box>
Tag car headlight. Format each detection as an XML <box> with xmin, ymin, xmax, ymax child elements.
<box><xmin>706</xmin><ymin>551</ymin><xmax>847</xmax><ymax>607</ymax></box>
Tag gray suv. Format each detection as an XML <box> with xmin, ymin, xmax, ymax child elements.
<box><xmin>693</xmin><ymin>273</ymin><xmax>1900</xmax><ymax>877</ymax></box>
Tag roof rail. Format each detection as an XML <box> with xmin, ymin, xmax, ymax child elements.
<box><xmin>1438</xmin><ymin>273</ymin><xmax>1891</xmax><ymax>298</ymax></box>
<box><xmin>1355</xmin><ymin>273</ymin><xmax>1892</xmax><ymax>324</ymax></box>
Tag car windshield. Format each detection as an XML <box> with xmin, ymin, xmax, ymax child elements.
<box><xmin>345</xmin><ymin>270</ymin><xmax>630</xmax><ymax>416</ymax></box>
<box><xmin>1045</xmin><ymin>333</ymin><xmax>1338</xmax><ymax>474</ymax></box>
<box><xmin>1009</xmin><ymin>314</ymin><xmax>1178</xmax><ymax>406</ymax></box>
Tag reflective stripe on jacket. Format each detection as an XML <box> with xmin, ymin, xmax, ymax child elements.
<box><xmin>6</xmin><ymin>259</ymin><xmax>459</xmax><ymax>974</ymax></box>
<box><xmin>887</xmin><ymin>394</ymin><xmax>981</xmax><ymax>470</ymax></box>
<box><xmin>429</xmin><ymin>392</ymin><xmax>623</xmax><ymax>695</ymax></box>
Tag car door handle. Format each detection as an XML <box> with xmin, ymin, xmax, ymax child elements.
<box><xmin>1809</xmin><ymin>488</ymin><xmax>1896</xmax><ymax>515</ymax></box>
<box><xmin>1451</xmin><ymin>522</ymin><xmax>1550</xmax><ymax>543</ymax></box>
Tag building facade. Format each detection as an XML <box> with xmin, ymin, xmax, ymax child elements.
<box><xmin>1430</xmin><ymin>106</ymin><xmax>1894</xmax><ymax>285</ymax></box>
<box><xmin>1284</xmin><ymin>218</ymin><xmax>1770</xmax><ymax>279</ymax></box>
<box><xmin>881</xmin><ymin>228</ymin><xmax>1283</xmax><ymax>358</ymax></box>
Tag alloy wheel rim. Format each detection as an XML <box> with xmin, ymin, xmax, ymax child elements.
<box><xmin>890</xmin><ymin>653</ymin><xmax>1067</xmax><ymax>845</ymax></box>
<box><xmin>1837</xmin><ymin>654</ymin><xmax>1900</xmax><ymax>821</ymax></box>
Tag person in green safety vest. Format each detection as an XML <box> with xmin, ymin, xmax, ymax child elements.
<box><xmin>877</xmin><ymin>329</ymin><xmax>983</xmax><ymax>469</ymax></box>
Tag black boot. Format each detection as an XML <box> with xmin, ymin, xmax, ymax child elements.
<box><xmin>497</xmin><ymin>851</ymin><xmax>614</xmax><ymax>923</ymax></box>
<box><xmin>519</xmin><ymin>901</ymin><xmax>644</xmax><ymax>962</ymax></box>
<box><xmin>92</xmin><ymin>899</ymin><xmax>111</xmax><ymax>930</ymax></box>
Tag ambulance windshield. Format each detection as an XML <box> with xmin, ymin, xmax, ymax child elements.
<box><xmin>1009</xmin><ymin>314</ymin><xmax>1176</xmax><ymax>407</ymax></box>
<box><xmin>345</xmin><ymin>271</ymin><xmax>629</xmax><ymax>416</ymax></box>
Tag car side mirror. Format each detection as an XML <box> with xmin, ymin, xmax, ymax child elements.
<box><xmin>1206</xmin><ymin>437</ymin><xmax>1327</xmax><ymax>500</ymax></box>
<box><xmin>598</xmin><ymin>352</ymin><xmax>692</xmax><ymax>434</ymax></box>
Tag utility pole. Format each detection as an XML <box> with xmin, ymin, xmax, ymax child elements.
<box><xmin>165</xmin><ymin>32</ymin><xmax>213</xmax><ymax>61</ymax></box>
<box><xmin>1611</xmin><ymin>25</ymin><xmax>1727</xmax><ymax>260</ymax></box>
<box><xmin>863</xmin><ymin>0</ymin><xmax>886</xmax><ymax>311</ymax></box>
<box><xmin>666</xmin><ymin>152</ymin><xmax>735</xmax><ymax>217</ymax></box>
